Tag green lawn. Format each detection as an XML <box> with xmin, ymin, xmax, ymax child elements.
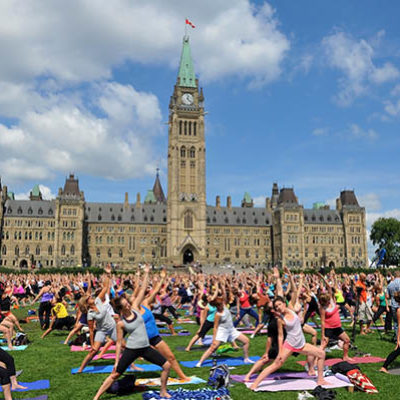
<box><xmin>8</xmin><ymin>307</ymin><xmax>400</xmax><ymax>399</ymax></box>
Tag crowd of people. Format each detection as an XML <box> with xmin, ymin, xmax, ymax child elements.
<box><xmin>1</xmin><ymin>265</ymin><xmax>400</xmax><ymax>398</ymax></box>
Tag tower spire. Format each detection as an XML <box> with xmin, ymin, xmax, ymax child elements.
<box><xmin>177</xmin><ymin>35</ymin><xmax>196</xmax><ymax>88</ymax></box>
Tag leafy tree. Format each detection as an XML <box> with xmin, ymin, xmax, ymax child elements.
<box><xmin>370</xmin><ymin>217</ymin><xmax>400</xmax><ymax>266</ymax></box>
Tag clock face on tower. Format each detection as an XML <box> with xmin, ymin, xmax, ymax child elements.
<box><xmin>181</xmin><ymin>93</ymin><xmax>194</xmax><ymax>105</ymax></box>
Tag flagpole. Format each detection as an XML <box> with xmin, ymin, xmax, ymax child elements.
<box><xmin>185</xmin><ymin>18</ymin><xmax>188</xmax><ymax>37</ymax></box>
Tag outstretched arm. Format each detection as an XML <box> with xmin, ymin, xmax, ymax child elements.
<box><xmin>132</xmin><ymin>265</ymin><xmax>150</xmax><ymax>309</ymax></box>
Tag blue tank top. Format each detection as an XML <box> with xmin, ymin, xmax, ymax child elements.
<box><xmin>206</xmin><ymin>304</ymin><xmax>217</xmax><ymax>322</ymax></box>
<box><xmin>141</xmin><ymin>305</ymin><xmax>159</xmax><ymax>339</ymax></box>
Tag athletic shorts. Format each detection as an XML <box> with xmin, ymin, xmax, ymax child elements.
<box><xmin>215</xmin><ymin>327</ymin><xmax>240</xmax><ymax>343</ymax></box>
<box><xmin>358</xmin><ymin>303</ymin><xmax>373</xmax><ymax>323</ymax></box>
<box><xmin>94</xmin><ymin>326</ymin><xmax>117</xmax><ymax>344</ymax></box>
<box><xmin>54</xmin><ymin>316</ymin><xmax>75</xmax><ymax>330</ymax></box>
<box><xmin>116</xmin><ymin>346</ymin><xmax>166</xmax><ymax>374</ymax></box>
<box><xmin>325</xmin><ymin>327</ymin><xmax>344</xmax><ymax>339</ymax></box>
<box><xmin>198</xmin><ymin>320</ymin><xmax>214</xmax><ymax>338</ymax></box>
<box><xmin>149</xmin><ymin>335</ymin><xmax>163</xmax><ymax>347</ymax></box>
<box><xmin>283</xmin><ymin>340</ymin><xmax>305</xmax><ymax>352</ymax></box>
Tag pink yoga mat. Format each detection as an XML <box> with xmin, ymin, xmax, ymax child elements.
<box><xmin>239</xmin><ymin>329</ymin><xmax>268</xmax><ymax>335</ymax></box>
<box><xmin>70</xmin><ymin>345</ymin><xmax>116</xmax><ymax>352</ymax></box>
<box><xmin>297</xmin><ymin>356</ymin><xmax>385</xmax><ymax>367</ymax></box>
<box><xmin>94</xmin><ymin>353</ymin><xmax>116</xmax><ymax>360</ymax></box>
<box><xmin>245</xmin><ymin>375</ymin><xmax>352</xmax><ymax>392</ymax></box>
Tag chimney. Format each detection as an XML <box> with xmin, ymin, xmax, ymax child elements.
<box><xmin>136</xmin><ymin>192</ymin><xmax>141</xmax><ymax>207</ymax></box>
<box><xmin>227</xmin><ymin>196</ymin><xmax>232</xmax><ymax>210</ymax></box>
<box><xmin>216</xmin><ymin>195</ymin><xmax>221</xmax><ymax>209</ymax></box>
<box><xmin>336</xmin><ymin>197</ymin><xmax>342</xmax><ymax>210</ymax></box>
<box><xmin>265</xmin><ymin>197</ymin><xmax>271</xmax><ymax>210</ymax></box>
<box><xmin>124</xmin><ymin>192</ymin><xmax>129</xmax><ymax>209</ymax></box>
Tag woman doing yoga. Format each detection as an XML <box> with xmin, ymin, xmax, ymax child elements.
<box><xmin>249</xmin><ymin>296</ymin><xmax>328</xmax><ymax>391</ymax></box>
<box><xmin>93</xmin><ymin>265</ymin><xmax>171</xmax><ymax>400</ymax></box>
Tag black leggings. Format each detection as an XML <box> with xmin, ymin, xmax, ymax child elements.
<box><xmin>161</xmin><ymin>305</ymin><xmax>179</xmax><ymax>319</ymax></box>
<box><xmin>0</xmin><ymin>348</ymin><xmax>16</xmax><ymax>386</ymax></box>
<box><xmin>383</xmin><ymin>346</ymin><xmax>400</xmax><ymax>369</ymax></box>
<box><xmin>116</xmin><ymin>346</ymin><xmax>166</xmax><ymax>374</ymax></box>
<box><xmin>39</xmin><ymin>301</ymin><xmax>52</xmax><ymax>329</ymax></box>
<box><xmin>198</xmin><ymin>320</ymin><xmax>213</xmax><ymax>339</ymax></box>
<box><xmin>153</xmin><ymin>313</ymin><xmax>173</xmax><ymax>326</ymax></box>
<box><xmin>373</xmin><ymin>306</ymin><xmax>391</xmax><ymax>331</ymax></box>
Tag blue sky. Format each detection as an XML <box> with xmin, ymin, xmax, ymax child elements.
<box><xmin>0</xmin><ymin>1</ymin><xmax>399</xmax><ymax>254</ymax></box>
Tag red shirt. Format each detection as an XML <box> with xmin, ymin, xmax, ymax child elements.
<box><xmin>239</xmin><ymin>292</ymin><xmax>251</xmax><ymax>308</ymax></box>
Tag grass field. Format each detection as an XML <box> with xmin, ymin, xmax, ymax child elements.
<box><xmin>7</xmin><ymin>306</ymin><xmax>400</xmax><ymax>400</ymax></box>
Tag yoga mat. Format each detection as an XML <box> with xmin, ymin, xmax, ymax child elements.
<box><xmin>245</xmin><ymin>375</ymin><xmax>353</xmax><ymax>392</ymax></box>
<box><xmin>388</xmin><ymin>368</ymin><xmax>400</xmax><ymax>375</ymax></box>
<box><xmin>160</xmin><ymin>332</ymin><xmax>190</xmax><ymax>337</ymax></box>
<box><xmin>70</xmin><ymin>344</ymin><xmax>116</xmax><ymax>352</ymax></box>
<box><xmin>136</xmin><ymin>376</ymin><xmax>205</xmax><ymax>387</ymax></box>
<box><xmin>71</xmin><ymin>363</ymin><xmax>162</xmax><ymax>374</ymax></box>
<box><xmin>239</xmin><ymin>329</ymin><xmax>268</xmax><ymax>335</ymax></box>
<box><xmin>22</xmin><ymin>396</ymin><xmax>48</xmax><ymax>400</ymax></box>
<box><xmin>1</xmin><ymin>345</ymin><xmax>28</xmax><ymax>351</ymax></box>
<box><xmin>371</xmin><ymin>326</ymin><xmax>384</xmax><ymax>330</ymax></box>
<box><xmin>0</xmin><ymin>380</ymin><xmax>50</xmax><ymax>392</ymax></box>
<box><xmin>297</xmin><ymin>356</ymin><xmax>385</xmax><ymax>367</ymax></box>
<box><xmin>231</xmin><ymin>371</ymin><xmax>311</xmax><ymax>383</ymax></box>
<box><xmin>159</xmin><ymin>326</ymin><xmax>183</xmax><ymax>330</ymax></box>
<box><xmin>94</xmin><ymin>353</ymin><xmax>116</xmax><ymax>360</ymax></box>
<box><xmin>142</xmin><ymin>387</ymin><xmax>230</xmax><ymax>400</ymax></box>
<box><xmin>180</xmin><ymin>356</ymin><xmax>260</xmax><ymax>368</ymax></box>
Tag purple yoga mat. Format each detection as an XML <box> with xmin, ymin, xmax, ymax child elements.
<box><xmin>160</xmin><ymin>332</ymin><xmax>190</xmax><ymax>337</ymax></box>
<box><xmin>297</xmin><ymin>356</ymin><xmax>385</xmax><ymax>367</ymax></box>
<box><xmin>22</xmin><ymin>397</ymin><xmax>48</xmax><ymax>400</ymax></box>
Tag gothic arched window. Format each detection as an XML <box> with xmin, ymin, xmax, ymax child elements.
<box><xmin>189</xmin><ymin>147</ymin><xmax>195</xmax><ymax>158</ymax></box>
<box><xmin>48</xmin><ymin>246</ymin><xmax>53</xmax><ymax>256</ymax></box>
<box><xmin>1</xmin><ymin>245</ymin><xmax>6</xmax><ymax>255</ymax></box>
<box><xmin>184</xmin><ymin>121</ymin><xmax>187</xmax><ymax>135</ymax></box>
<box><xmin>179</xmin><ymin>120</ymin><xmax>182</xmax><ymax>135</ymax></box>
<box><xmin>184</xmin><ymin>210</ymin><xmax>193</xmax><ymax>230</ymax></box>
<box><xmin>70</xmin><ymin>245</ymin><xmax>75</xmax><ymax>255</ymax></box>
<box><xmin>61</xmin><ymin>245</ymin><xmax>65</xmax><ymax>256</ymax></box>
<box><xmin>180</xmin><ymin>146</ymin><xmax>186</xmax><ymax>158</ymax></box>
<box><xmin>36</xmin><ymin>245</ymin><xmax>40</xmax><ymax>255</ymax></box>
<box><xmin>15</xmin><ymin>245</ymin><xmax>19</xmax><ymax>256</ymax></box>
<box><xmin>188</xmin><ymin>121</ymin><xmax>192</xmax><ymax>135</ymax></box>
<box><xmin>193</xmin><ymin>122</ymin><xmax>197</xmax><ymax>136</ymax></box>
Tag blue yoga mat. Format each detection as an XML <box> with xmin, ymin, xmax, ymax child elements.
<box><xmin>0</xmin><ymin>380</ymin><xmax>50</xmax><ymax>392</ymax></box>
<box><xmin>71</xmin><ymin>364</ymin><xmax>162</xmax><ymax>374</ymax></box>
<box><xmin>1</xmin><ymin>345</ymin><xmax>28</xmax><ymax>351</ymax></box>
<box><xmin>180</xmin><ymin>356</ymin><xmax>260</xmax><ymax>368</ymax></box>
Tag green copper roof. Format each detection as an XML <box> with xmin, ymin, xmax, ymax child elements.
<box><xmin>313</xmin><ymin>202</ymin><xmax>325</xmax><ymax>209</ymax></box>
<box><xmin>178</xmin><ymin>36</ymin><xmax>196</xmax><ymax>88</ymax></box>
<box><xmin>7</xmin><ymin>192</ymin><xmax>15</xmax><ymax>200</ymax></box>
<box><xmin>32</xmin><ymin>184</ymin><xmax>41</xmax><ymax>197</ymax></box>
<box><xmin>144</xmin><ymin>190</ymin><xmax>156</xmax><ymax>204</ymax></box>
<box><xmin>243</xmin><ymin>192</ymin><xmax>252</xmax><ymax>203</ymax></box>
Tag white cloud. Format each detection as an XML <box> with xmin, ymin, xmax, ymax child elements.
<box><xmin>15</xmin><ymin>185</ymin><xmax>56</xmax><ymax>200</ymax></box>
<box><xmin>322</xmin><ymin>31</ymin><xmax>399</xmax><ymax>106</ymax></box>
<box><xmin>312</xmin><ymin>127</ymin><xmax>328</xmax><ymax>136</ymax></box>
<box><xmin>0</xmin><ymin>82</ymin><xmax>162</xmax><ymax>183</ymax></box>
<box><xmin>348</xmin><ymin>123</ymin><xmax>378</xmax><ymax>140</ymax></box>
<box><xmin>0</xmin><ymin>1</ymin><xmax>289</xmax><ymax>86</ymax></box>
<box><xmin>0</xmin><ymin>1</ymin><xmax>290</xmax><ymax>184</ymax></box>
<box><xmin>384</xmin><ymin>98</ymin><xmax>400</xmax><ymax>116</ymax></box>
<box><xmin>253</xmin><ymin>195</ymin><xmax>266</xmax><ymax>207</ymax></box>
<box><xmin>358</xmin><ymin>193</ymin><xmax>381</xmax><ymax>211</ymax></box>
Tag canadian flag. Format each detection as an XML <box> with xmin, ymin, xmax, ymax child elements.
<box><xmin>185</xmin><ymin>19</ymin><xmax>195</xmax><ymax>28</ymax></box>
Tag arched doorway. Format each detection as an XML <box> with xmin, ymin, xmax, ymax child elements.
<box><xmin>183</xmin><ymin>248</ymin><xmax>194</xmax><ymax>264</ymax></box>
<box><xmin>328</xmin><ymin>261</ymin><xmax>335</xmax><ymax>268</ymax></box>
<box><xmin>19</xmin><ymin>259</ymin><xmax>28</xmax><ymax>268</ymax></box>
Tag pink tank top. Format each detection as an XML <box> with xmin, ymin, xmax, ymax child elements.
<box><xmin>325</xmin><ymin>302</ymin><xmax>341</xmax><ymax>329</ymax></box>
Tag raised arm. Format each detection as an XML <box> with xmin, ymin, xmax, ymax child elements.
<box><xmin>132</xmin><ymin>265</ymin><xmax>150</xmax><ymax>309</ymax></box>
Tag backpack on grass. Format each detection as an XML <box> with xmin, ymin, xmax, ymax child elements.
<box><xmin>208</xmin><ymin>364</ymin><xmax>230</xmax><ymax>389</ymax></box>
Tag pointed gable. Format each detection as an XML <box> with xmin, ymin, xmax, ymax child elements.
<box><xmin>153</xmin><ymin>171</ymin><xmax>166</xmax><ymax>203</ymax></box>
<box><xmin>178</xmin><ymin>35</ymin><xmax>197</xmax><ymax>88</ymax></box>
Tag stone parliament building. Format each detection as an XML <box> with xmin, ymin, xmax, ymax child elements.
<box><xmin>0</xmin><ymin>36</ymin><xmax>368</xmax><ymax>269</ymax></box>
